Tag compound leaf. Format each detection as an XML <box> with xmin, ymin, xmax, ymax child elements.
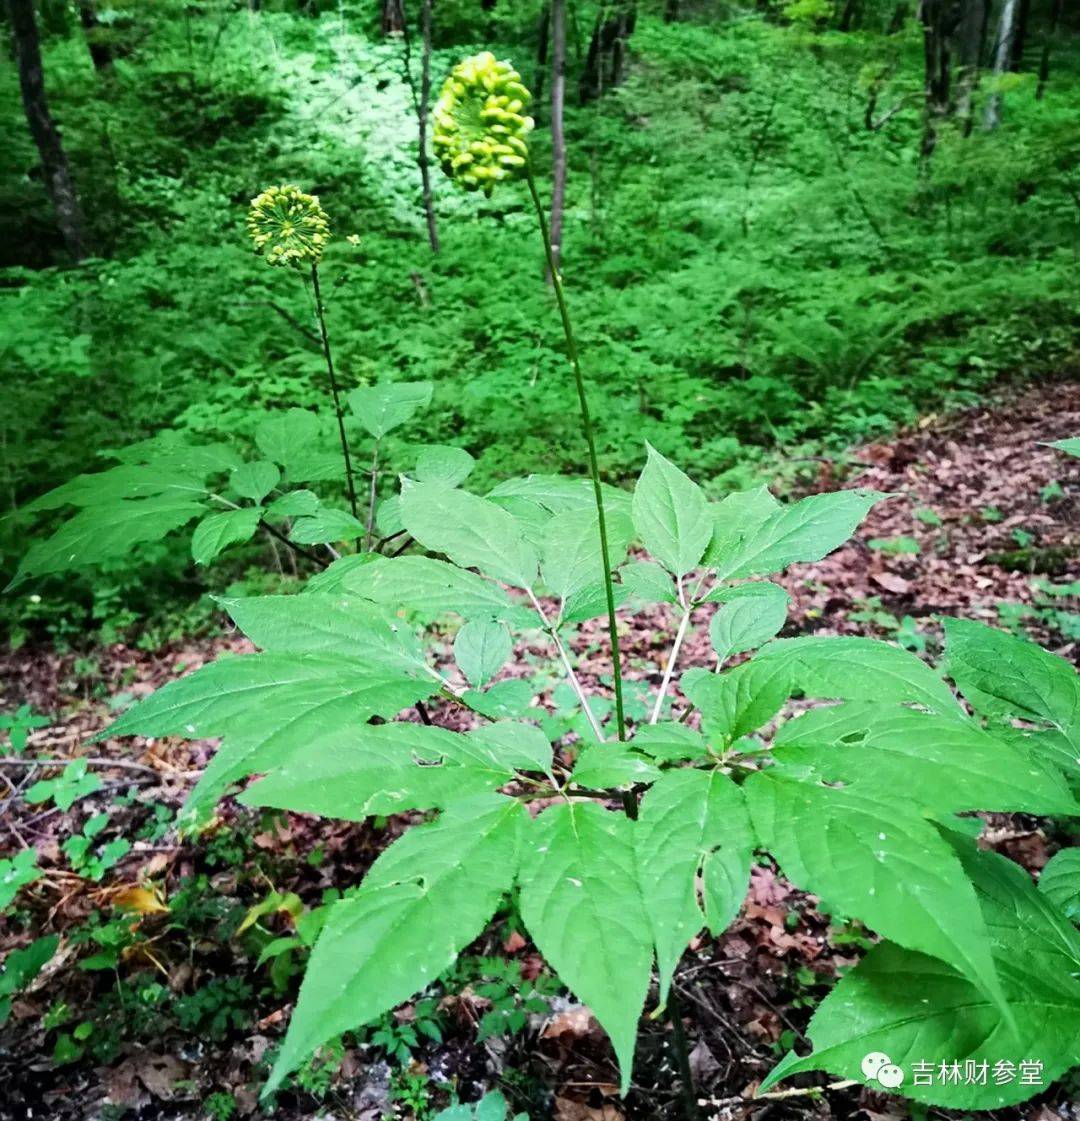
<box><xmin>307</xmin><ymin>555</ymin><xmax>518</xmax><ymax>622</ymax></box>
<box><xmin>619</xmin><ymin>561</ymin><xmax>678</xmax><ymax>605</ymax></box>
<box><xmin>266</xmin><ymin>490</ymin><xmax>321</xmax><ymax>519</ymax></box>
<box><xmin>414</xmin><ymin>445</ymin><xmax>475</xmax><ymax>487</ymax></box>
<box><xmin>944</xmin><ymin>618</ymin><xmax>1080</xmax><ymax>755</ymax></box>
<box><xmin>772</xmin><ymin>703</ymin><xmax>1078</xmax><ymax>816</ymax></box>
<box><xmin>218</xmin><ymin>594</ymin><xmax>426</xmax><ymax>676</ymax></box>
<box><xmin>702</xmin><ymin>486</ymin><xmax>779</xmax><ymax>568</ymax></box>
<box><xmin>290</xmin><ymin>508</ymin><xmax>366</xmax><ymax>545</ymax></box>
<box><xmin>9</xmin><ymin>497</ymin><xmax>206</xmax><ymax>588</ymax></box>
<box><xmin>629</xmin><ymin>723</ymin><xmax>709</xmax><ymax>763</ymax></box>
<box><xmin>570</xmin><ymin>744</ymin><xmax>661</xmax><ymax>789</ymax></box>
<box><xmin>23</xmin><ymin>463</ymin><xmax>207</xmax><ymax>512</ymax></box>
<box><xmin>102</xmin><ymin>653</ymin><xmax>439</xmax><ymax>810</ymax></box>
<box><xmin>1045</xmin><ymin>437</ymin><xmax>1080</xmax><ymax>458</ymax></box>
<box><xmin>757</xmin><ymin>635</ymin><xmax>959</xmax><ymax>714</ymax></box>
<box><xmin>239</xmin><ymin>724</ymin><xmax>513</xmax><ymax>821</ymax></box>
<box><xmin>541</xmin><ymin>507</ymin><xmax>634</xmax><ymax>602</ymax></box>
<box><xmin>1038</xmin><ymin>848</ymin><xmax>1080</xmax><ymax>922</ymax></box>
<box><xmin>466</xmin><ymin>720</ymin><xmax>553</xmax><ymax>775</ymax></box>
<box><xmin>682</xmin><ymin>660</ymin><xmax>792</xmax><ymax>741</ymax></box>
<box><xmin>256</xmin><ymin>409</ymin><xmax>321</xmax><ymax>467</ymax></box>
<box><xmin>231</xmin><ymin>461</ymin><xmax>280</xmax><ymax>503</ymax></box>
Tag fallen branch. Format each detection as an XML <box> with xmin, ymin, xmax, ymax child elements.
<box><xmin>0</xmin><ymin>756</ymin><xmax>165</xmax><ymax>777</ymax></box>
<box><xmin>699</xmin><ymin>1078</ymin><xmax>858</xmax><ymax>1110</ymax></box>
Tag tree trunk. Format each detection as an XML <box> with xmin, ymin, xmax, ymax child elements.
<box><xmin>579</xmin><ymin>1</ymin><xmax>635</xmax><ymax>103</ymax></box>
<box><xmin>397</xmin><ymin>0</ymin><xmax>439</xmax><ymax>252</ymax></box>
<box><xmin>580</xmin><ymin>6</ymin><xmax>604</xmax><ymax>104</ymax></box>
<box><xmin>663</xmin><ymin>0</ymin><xmax>679</xmax><ymax>23</ymax></box>
<box><xmin>77</xmin><ymin>0</ymin><xmax>113</xmax><ymax>72</ymax></box>
<box><xmin>983</xmin><ymin>0</ymin><xmax>1019</xmax><ymax>129</ymax></box>
<box><xmin>1035</xmin><ymin>0</ymin><xmax>1065</xmax><ymax>99</ymax></box>
<box><xmin>610</xmin><ymin>3</ymin><xmax>634</xmax><ymax>89</ymax></box>
<box><xmin>417</xmin><ymin>0</ymin><xmax>439</xmax><ymax>253</ymax></box>
<box><xmin>8</xmin><ymin>0</ymin><xmax>86</xmax><ymax>261</ymax></box>
<box><xmin>838</xmin><ymin>0</ymin><xmax>861</xmax><ymax>32</ymax></box>
<box><xmin>534</xmin><ymin>3</ymin><xmax>550</xmax><ymax>106</ymax></box>
<box><xmin>919</xmin><ymin>0</ymin><xmax>953</xmax><ymax>158</ymax></box>
<box><xmin>954</xmin><ymin>0</ymin><xmax>988</xmax><ymax>134</ymax></box>
<box><xmin>381</xmin><ymin>0</ymin><xmax>404</xmax><ymax>35</ymax></box>
<box><xmin>548</xmin><ymin>0</ymin><xmax>567</xmax><ymax>280</ymax></box>
<box><xmin>1008</xmin><ymin>0</ymin><xmax>1030</xmax><ymax>70</ymax></box>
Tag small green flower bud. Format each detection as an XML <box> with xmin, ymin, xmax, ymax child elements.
<box><xmin>247</xmin><ymin>184</ymin><xmax>331</xmax><ymax>268</ymax></box>
<box><xmin>433</xmin><ymin>52</ymin><xmax>534</xmax><ymax>197</ymax></box>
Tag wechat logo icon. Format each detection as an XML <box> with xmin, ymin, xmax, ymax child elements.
<box><xmin>862</xmin><ymin>1052</ymin><xmax>905</xmax><ymax>1089</ymax></box>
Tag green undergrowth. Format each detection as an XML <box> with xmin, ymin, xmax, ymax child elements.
<box><xmin>2</xmin><ymin>3</ymin><xmax>1077</xmax><ymax>642</ymax></box>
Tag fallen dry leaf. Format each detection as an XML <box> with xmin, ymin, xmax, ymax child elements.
<box><xmin>503</xmin><ymin>929</ymin><xmax>527</xmax><ymax>953</ymax></box>
<box><xmin>111</xmin><ymin>883</ymin><xmax>169</xmax><ymax>915</ymax></box>
<box><xmin>107</xmin><ymin>1053</ymin><xmax>187</xmax><ymax>1104</ymax></box>
<box><xmin>543</xmin><ymin>1005</ymin><xmax>598</xmax><ymax>1040</ymax></box>
<box><xmin>870</xmin><ymin>571</ymin><xmax>910</xmax><ymax>595</ymax></box>
<box><xmin>554</xmin><ymin>1097</ymin><xmax>623</xmax><ymax>1121</ymax></box>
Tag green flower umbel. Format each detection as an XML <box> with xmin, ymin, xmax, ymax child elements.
<box><xmin>433</xmin><ymin>52</ymin><xmax>533</xmax><ymax>197</ymax></box>
<box><xmin>247</xmin><ymin>185</ymin><xmax>331</xmax><ymax>267</ymax></box>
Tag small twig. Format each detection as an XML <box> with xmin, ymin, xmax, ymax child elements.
<box><xmin>375</xmin><ymin>529</ymin><xmax>408</xmax><ymax>552</ymax></box>
<box><xmin>422</xmin><ymin>664</ymin><xmax>467</xmax><ymax>701</ymax></box>
<box><xmin>259</xmin><ymin>518</ymin><xmax>324</xmax><ymax>567</ymax></box>
<box><xmin>866</xmin><ymin>92</ymin><xmax>919</xmax><ymax>131</ymax></box>
<box><xmin>526</xmin><ymin>587</ymin><xmax>604</xmax><ymax>742</ymax></box>
<box><xmin>235</xmin><ymin>299</ymin><xmax>320</xmax><ymax>344</ymax></box>
<box><xmin>365</xmin><ymin>439</ymin><xmax>380</xmax><ymax>551</ymax></box>
<box><xmin>650</xmin><ymin>572</ymin><xmax>708</xmax><ymax>724</ymax></box>
<box><xmin>207</xmin><ymin>492</ymin><xmax>325</xmax><ymax>568</ymax></box>
<box><xmin>0</xmin><ymin>756</ymin><xmax>162</xmax><ymax>777</ymax></box>
<box><xmin>700</xmin><ymin>1078</ymin><xmax>858</xmax><ymax>1108</ymax></box>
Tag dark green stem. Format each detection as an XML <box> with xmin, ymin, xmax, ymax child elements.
<box><xmin>667</xmin><ymin>988</ymin><xmax>701</xmax><ymax>1121</ymax></box>
<box><xmin>310</xmin><ymin>262</ymin><xmax>360</xmax><ymax>523</ymax></box>
<box><xmin>525</xmin><ymin>163</ymin><xmax>627</xmax><ymax>744</ymax></box>
<box><xmin>365</xmin><ymin>439</ymin><xmax>380</xmax><ymax>551</ymax></box>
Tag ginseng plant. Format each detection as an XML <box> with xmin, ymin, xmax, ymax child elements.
<box><xmin>82</xmin><ymin>53</ymin><xmax>1080</xmax><ymax>1117</ymax></box>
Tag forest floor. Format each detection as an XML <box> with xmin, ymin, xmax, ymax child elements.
<box><xmin>1</xmin><ymin>378</ymin><xmax>1078</xmax><ymax>1121</ymax></box>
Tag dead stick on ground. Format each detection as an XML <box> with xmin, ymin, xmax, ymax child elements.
<box><xmin>699</xmin><ymin>1079</ymin><xmax>858</xmax><ymax>1108</ymax></box>
<box><xmin>0</xmin><ymin>757</ymin><xmax>201</xmax><ymax>778</ymax></box>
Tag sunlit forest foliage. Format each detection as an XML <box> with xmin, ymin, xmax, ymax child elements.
<box><xmin>3</xmin><ymin>0</ymin><xmax>1077</xmax><ymax>639</ymax></box>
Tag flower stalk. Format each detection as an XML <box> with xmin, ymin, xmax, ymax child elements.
<box><xmin>525</xmin><ymin>163</ymin><xmax>626</xmax><ymax>743</ymax></box>
<box><xmin>247</xmin><ymin>185</ymin><xmax>360</xmax><ymax>526</ymax></box>
<box><xmin>310</xmin><ymin>262</ymin><xmax>360</xmax><ymax>524</ymax></box>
